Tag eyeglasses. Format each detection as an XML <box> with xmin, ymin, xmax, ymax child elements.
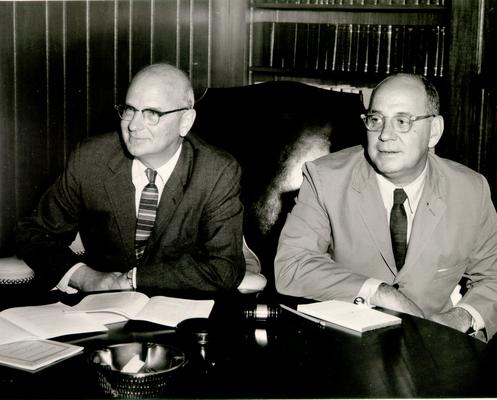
<box><xmin>361</xmin><ymin>113</ymin><xmax>436</xmax><ymax>134</ymax></box>
<box><xmin>115</xmin><ymin>104</ymin><xmax>190</xmax><ymax>126</ymax></box>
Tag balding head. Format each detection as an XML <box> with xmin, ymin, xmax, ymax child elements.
<box><xmin>370</xmin><ymin>73</ymin><xmax>440</xmax><ymax>115</ymax></box>
<box><xmin>130</xmin><ymin>63</ymin><xmax>195</xmax><ymax>109</ymax></box>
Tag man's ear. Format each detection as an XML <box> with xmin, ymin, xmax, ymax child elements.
<box><xmin>179</xmin><ymin>109</ymin><xmax>196</xmax><ymax>138</ymax></box>
<box><xmin>428</xmin><ymin>115</ymin><xmax>444</xmax><ymax>148</ymax></box>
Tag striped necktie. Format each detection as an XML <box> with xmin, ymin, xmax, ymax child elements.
<box><xmin>390</xmin><ymin>188</ymin><xmax>408</xmax><ymax>270</ymax></box>
<box><xmin>135</xmin><ymin>168</ymin><xmax>159</xmax><ymax>261</ymax></box>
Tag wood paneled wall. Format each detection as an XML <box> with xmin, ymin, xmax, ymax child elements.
<box><xmin>0</xmin><ymin>0</ymin><xmax>247</xmax><ymax>255</ymax></box>
<box><xmin>474</xmin><ymin>0</ymin><xmax>497</xmax><ymax>200</ymax></box>
<box><xmin>445</xmin><ymin>0</ymin><xmax>497</xmax><ymax>200</ymax></box>
<box><xmin>1</xmin><ymin>0</ymin><xmax>495</xmax><ymax>257</ymax></box>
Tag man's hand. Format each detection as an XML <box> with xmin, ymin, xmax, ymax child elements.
<box><xmin>429</xmin><ymin>307</ymin><xmax>473</xmax><ymax>333</ymax></box>
<box><xmin>69</xmin><ymin>264</ymin><xmax>132</xmax><ymax>292</ymax></box>
<box><xmin>370</xmin><ymin>283</ymin><xmax>425</xmax><ymax>317</ymax></box>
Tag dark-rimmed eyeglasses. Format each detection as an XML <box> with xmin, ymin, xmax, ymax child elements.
<box><xmin>115</xmin><ymin>104</ymin><xmax>190</xmax><ymax>126</ymax></box>
<box><xmin>361</xmin><ymin>112</ymin><xmax>436</xmax><ymax>134</ymax></box>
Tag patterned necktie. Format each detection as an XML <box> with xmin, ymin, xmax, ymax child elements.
<box><xmin>390</xmin><ymin>188</ymin><xmax>408</xmax><ymax>270</ymax></box>
<box><xmin>135</xmin><ymin>168</ymin><xmax>158</xmax><ymax>261</ymax></box>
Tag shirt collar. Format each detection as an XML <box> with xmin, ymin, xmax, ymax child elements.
<box><xmin>376</xmin><ymin>161</ymin><xmax>428</xmax><ymax>214</ymax></box>
<box><xmin>131</xmin><ymin>143</ymin><xmax>183</xmax><ymax>185</ymax></box>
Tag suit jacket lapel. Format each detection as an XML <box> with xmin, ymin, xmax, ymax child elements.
<box><xmin>353</xmin><ymin>157</ymin><xmax>397</xmax><ymax>277</ymax></box>
<box><xmin>104</xmin><ymin>151</ymin><xmax>136</xmax><ymax>265</ymax></box>
<box><xmin>403</xmin><ymin>157</ymin><xmax>446</xmax><ymax>274</ymax></box>
<box><xmin>149</xmin><ymin>139</ymin><xmax>194</xmax><ymax>244</ymax></box>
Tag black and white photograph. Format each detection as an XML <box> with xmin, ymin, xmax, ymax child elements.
<box><xmin>0</xmin><ymin>0</ymin><xmax>496</xmax><ymax>398</ymax></box>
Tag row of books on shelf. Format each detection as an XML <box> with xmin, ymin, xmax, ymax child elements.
<box><xmin>252</xmin><ymin>0</ymin><xmax>445</xmax><ymax>6</ymax></box>
<box><xmin>253</xmin><ymin>22</ymin><xmax>446</xmax><ymax>77</ymax></box>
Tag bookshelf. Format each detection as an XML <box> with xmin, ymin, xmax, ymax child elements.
<box><xmin>248</xmin><ymin>0</ymin><xmax>450</xmax><ymax>90</ymax></box>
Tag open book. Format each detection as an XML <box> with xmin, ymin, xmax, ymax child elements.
<box><xmin>296</xmin><ymin>300</ymin><xmax>402</xmax><ymax>333</ymax></box>
<box><xmin>69</xmin><ymin>291</ymin><xmax>215</xmax><ymax>327</ymax></box>
<box><xmin>0</xmin><ymin>302</ymin><xmax>108</xmax><ymax>346</ymax></box>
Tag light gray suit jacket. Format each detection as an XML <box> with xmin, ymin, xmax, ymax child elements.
<box><xmin>275</xmin><ymin>145</ymin><xmax>497</xmax><ymax>339</ymax></box>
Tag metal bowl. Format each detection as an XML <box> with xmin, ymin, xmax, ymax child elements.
<box><xmin>89</xmin><ymin>342</ymin><xmax>187</xmax><ymax>398</ymax></box>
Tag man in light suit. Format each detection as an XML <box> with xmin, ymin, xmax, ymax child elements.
<box><xmin>16</xmin><ymin>63</ymin><xmax>245</xmax><ymax>295</ymax></box>
<box><xmin>275</xmin><ymin>73</ymin><xmax>497</xmax><ymax>340</ymax></box>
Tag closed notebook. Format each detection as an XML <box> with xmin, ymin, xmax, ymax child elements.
<box><xmin>297</xmin><ymin>300</ymin><xmax>401</xmax><ymax>333</ymax></box>
<box><xmin>0</xmin><ymin>339</ymin><xmax>83</xmax><ymax>372</ymax></box>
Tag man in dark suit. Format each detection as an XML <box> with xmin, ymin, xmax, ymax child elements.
<box><xmin>16</xmin><ymin>63</ymin><xmax>245</xmax><ymax>295</ymax></box>
<box><xmin>275</xmin><ymin>73</ymin><xmax>497</xmax><ymax>340</ymax></box>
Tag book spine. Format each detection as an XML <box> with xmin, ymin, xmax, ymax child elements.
<box><xmin>288</xmin><ymin>23</ymin><xmax>298</xmax><ymax>69</ymax></box>
<box><xmin>432</xmin><ymin>25</ymin><xmax>440</xmax><ymax>76</ymax></box>
<box><xmin>384</xmin><ymin>25</ymin><xmax>393</xmax><ymax>74</ymax></box>
<box><xmin>362</xmin><ymin>24</ymin><xmax>370</xmax><ymax>73</ymax></box>
<box><xmin>275</xmin><ymin>23</ymin><xmax>292</xmax><ymax>69</ymax></box>
<box><xmin>270</xmin><ymin>22</ymin><xmax>277</xmax><ymax>67</ymax></box>
<box><xmin>317</xmin><ymin>24</ymin><xmax>329</xmax><ymax>70</ymax></box>
<box><xmin>342</xmin><ymin>24</ymin><xmax>354</xmax><ymax>72</ymax></box>
<box><xmin>399</xmin><ymin>25</ymin><xmax>407</xmax><ymax>72</ymax></box>
<box><xmin>338</xmin><ymin>24</ymin><xmax>349</xmax><ymax>72</ymax></box>
<box><xmin>373</xmin><ymin>24</ymin><xmax>382</xmax><ymax>74</ymax></box>
<box><xmin>307</xmin><ymin>23</ymin><xmax>320</xmax><ymax>70</ymax></box>
<box><xmin>294</xmin><ymin>23</ymin><xmax>308</xmax><ymax>69</ymax></box>
<box><xmin>330</xmin><ymin>23</ymin><xmax>339</xmax><ymax>71</ymax></box>
<box><xmin>352</xmin><ymin>24</ymin><xmax>361</xmax><ymax>72</ymax></box>
<box><xmin>417</xmin><ymin>26</ymin><xmax>426</xmax><ymax>75</ymax></box>
<box><xmin>280</xmin><ymin>23</ymin><xmax>288</xmax><ymax>68</ymax></box>
<box><xmin>406</xmin><ymin>26</ymin><xmax>416</xmax><ymax>74</ymax></box>
<box><xmin>391</xmin><ymin>25</ymin><xmax>401</xmax><ymax>73</ymax></box>
<box><xmin>438</xmin><ymin>25</ymin><xmax>445</xmax><ymax>77</ymax></box>
<box><xmin>264</xmin><ymin>22</ymin><xmax>273</xmax><ymax>67</ymax></box>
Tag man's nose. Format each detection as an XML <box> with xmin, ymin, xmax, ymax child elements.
<box><xmin>128</xmin><ymin>111</ymin><xmax>145</xmax><ymax>131</ymax></box>
<box><xmin>378</xmin><ymin>118</ymin><xmax>397</xmax><ymax>141</ymax></box>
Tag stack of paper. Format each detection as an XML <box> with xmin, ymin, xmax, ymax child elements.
<box><xmin>297</xmin><ymin>300</ymin><xmax>402</xmax><ymax>333</ymax></box>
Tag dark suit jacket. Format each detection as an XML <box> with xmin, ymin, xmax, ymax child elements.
<box><xmin>275</xmin><ymin>145</ymin><xmax>497</xmax><ymax>339</ymax></box>
<box><xmin>16</xmin><ymin>132</ymin><xmax>245</xmax><ymax>294</ymax></box>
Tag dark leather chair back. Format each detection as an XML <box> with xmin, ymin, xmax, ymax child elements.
<box><xmin>192</xmin><ymin>81</ymin><xmax>366</xmax><ymax>292</ymax></box>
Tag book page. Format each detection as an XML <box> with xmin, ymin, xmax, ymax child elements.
<box><xmin>85</xmin><ymin>312</ymin><xmax>128</xmax><ymax>325</ymax></box>
<box><xmin>321</xmin><ymin>307</ymin><xmax>401</xmax><ymax>333</ymax></box>
<box><xmin>298</xmin><ymin>300</ymin><xmax>401</xmax><ymax>333</ymax></box>
<box><xmin>134</xmin><ymin>296</ymin><xmax>215</xmax><ymax>327</ymax></box>
<box><xmin>0</xmin><ymin>339</ymin><xmax>83</xmax><ymax>372</ymax></box>
<box><xmin>0</xmin><ymin>317</ymin><xmax>38</xmax><ymax>346</ymax></box>
<box><xmin>1</xmin><ymin>302</ymin><xmax>108</xmax><ymax>340</ymax></box>
<box><xmin>70</xmin><ymin>291</ymin><xmax>150</xmax><ymax>319</ymax></box>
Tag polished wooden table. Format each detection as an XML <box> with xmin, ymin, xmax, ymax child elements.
<box><xmin>0</xmin><ymin>289</ymin><xmax>496</xmax><ymax>398</ymax></box>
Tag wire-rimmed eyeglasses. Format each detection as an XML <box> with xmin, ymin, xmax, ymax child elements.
<box><xmin>115</xmin><ymin>104</ymin><xmax>190</xmax><ymax>126</ymax></box>
<box><xmin>361</xmin><ymin>112</ymin><xmax>436</xmax><ymax>134</ymax></box>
